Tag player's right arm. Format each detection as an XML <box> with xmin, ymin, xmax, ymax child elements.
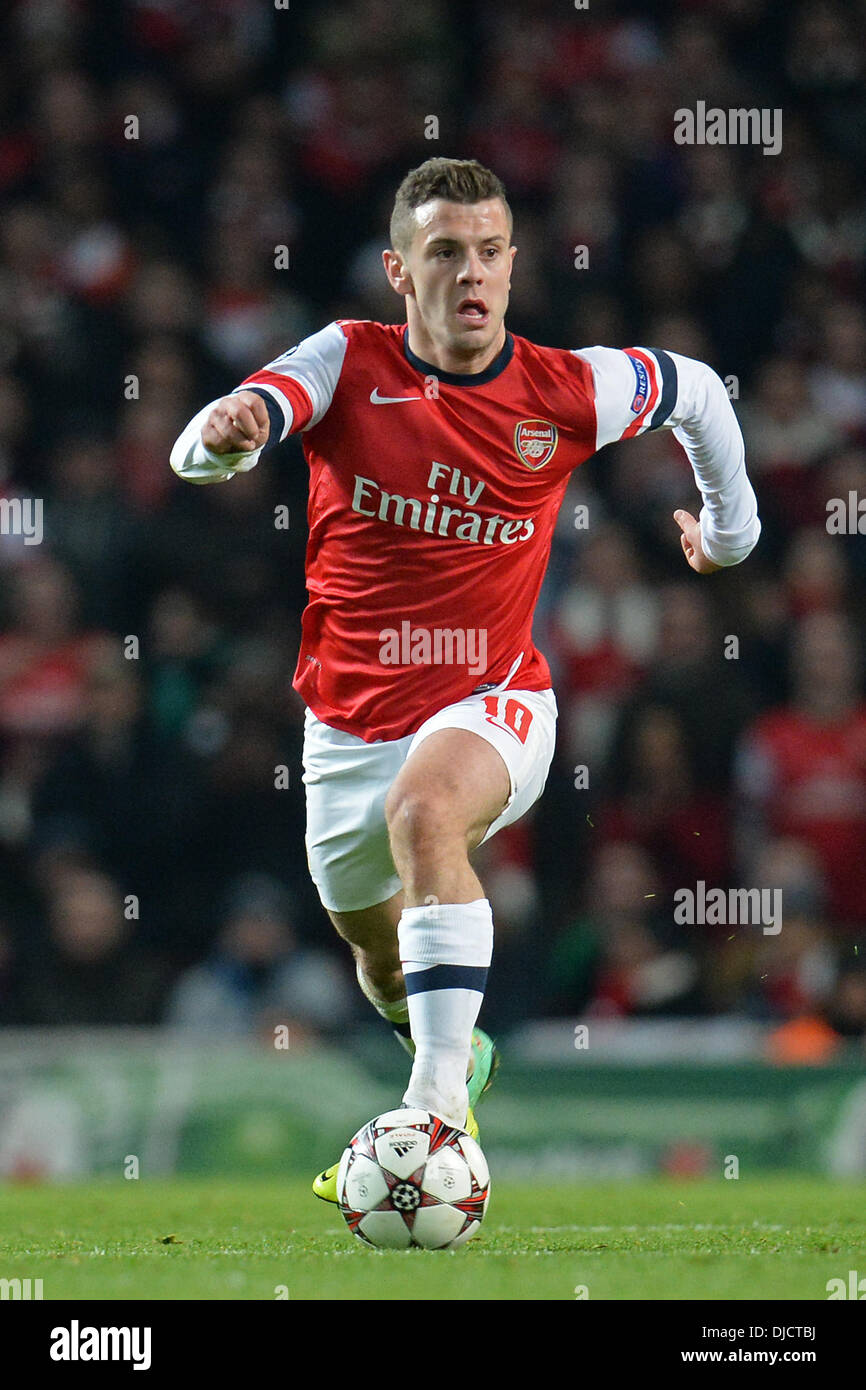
<box><xmin>169</xmin><ymin>322</ymin><xmax>348</xmax><ymax>483</ymax></box>
<box><xmin>169</xmin><ymin>391</ymin><xmax>272</xmax><ymax>484</ymax></box>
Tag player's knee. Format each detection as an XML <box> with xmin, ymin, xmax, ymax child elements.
<box><xmin>384</xmin><ymin>785</ymin><xmax>455</xmax><ymax>858</ymax></box>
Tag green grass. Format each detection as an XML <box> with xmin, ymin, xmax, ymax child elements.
<box><xmin>0</xmin><ymin>1176</ymin><xmax>864</xmax><ymax>1300</ymax></box>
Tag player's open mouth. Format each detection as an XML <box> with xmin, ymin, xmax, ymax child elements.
<box><xmin>456</xmin><ymin>299</ymin><xmax>489</xmax><ymax>326</ymax></box>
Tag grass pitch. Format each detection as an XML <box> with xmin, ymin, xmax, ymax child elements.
<box><xmin>1</xmin><ymin>1175</ymin><xmax>863</xmax><ymax>1300</ymax></box>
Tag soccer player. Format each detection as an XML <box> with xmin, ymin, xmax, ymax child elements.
<box><xmin>170</xmin><ymin>157</ymin><xmax>760</xmax><ymax>1199</ymax></box>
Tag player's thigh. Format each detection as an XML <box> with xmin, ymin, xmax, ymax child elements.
<box><xmin>391</xmin><ymin>687</ymin><xmax>558</xmax><ymax>851</ymax></box>
<box><xmin>384</xmin><ymin>725</ymin><xmax>511</xmax><ymax>850</ymax></box>
<box><xmin>302</xmin><ymin>708</ymin><xmax>408</xmax><ymax>914</ymax></box>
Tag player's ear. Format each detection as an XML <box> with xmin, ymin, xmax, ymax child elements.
<box><xmin>383</xmin><ymin>248</ymin><xmax>413</xmax><ymax>297</ymax></box>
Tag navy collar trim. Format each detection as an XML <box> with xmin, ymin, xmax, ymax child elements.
<box><xmin>403</xmin><ymin>326</ymin><xmax>514</xmax><ymax>386</ymax></box>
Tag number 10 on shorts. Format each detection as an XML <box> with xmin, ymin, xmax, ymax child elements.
<box><xmin>482</xmin><ymin>695</ymin><xmax>534</xmax><ymax>744</ymax></box>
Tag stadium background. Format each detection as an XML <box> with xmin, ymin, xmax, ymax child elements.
<box><xmin>0</xmin><ymin>0</ymin><xmax>865</xmax><ymax>1179</ymax></box>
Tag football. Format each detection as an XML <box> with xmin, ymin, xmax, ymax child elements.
<box><xmin>336</xmin><ymin>1108</ymin><xmax>491</xmax><ymax>1249</ymax></box>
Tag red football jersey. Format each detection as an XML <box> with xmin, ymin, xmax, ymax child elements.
<box><xmin>236</xmin><ymin>319</ymin><xmax>679</xmax><ymax>741</ymax></box>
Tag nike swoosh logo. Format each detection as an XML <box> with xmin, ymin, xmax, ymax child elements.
<box><xmin>370</xmin><ymin>388</ymin><xmax>422</xmax><ymax>404</ymax></box>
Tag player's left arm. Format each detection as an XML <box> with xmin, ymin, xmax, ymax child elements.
<box><xmin>577</xmin><ymin>346</ymin><xmax>760</xmax><ymax>574</ymax></box>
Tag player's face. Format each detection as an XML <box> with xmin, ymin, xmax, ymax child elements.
<box><xmin>387</xmin><ymin>199</ymin><xmax>515</xmax><ymax>368</ymax></box>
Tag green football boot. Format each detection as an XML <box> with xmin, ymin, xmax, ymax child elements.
<box><xmin>467</xmin><ymin>1027</ymin><xmax>499</xmax><ymax>1110</ymax></box>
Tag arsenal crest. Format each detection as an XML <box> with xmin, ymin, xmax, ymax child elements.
<box><xmin>514</xmin><ymin>418</ymin><xmax>558</xmax><ymax>471</ymax></box>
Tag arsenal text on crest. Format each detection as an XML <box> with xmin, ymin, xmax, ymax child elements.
<box><xmin>514</xmin><ymin>418</ymin><xmax>558</xmax><ymax>471</ymax></box>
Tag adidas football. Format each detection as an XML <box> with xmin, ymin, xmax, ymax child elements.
<box><xmin>336</xmin><ymin>1108</ymin><xmax>491</xmax><ymax>1249</ymax></box>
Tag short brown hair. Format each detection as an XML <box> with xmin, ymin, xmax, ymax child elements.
<box><xmin>390</xmin><ymin>157</ymin><xmax>512</xmax><ymax>254</ymax></box>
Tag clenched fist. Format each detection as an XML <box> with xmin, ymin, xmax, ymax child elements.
<box><xmin>201</xmin><ymin>390</ymin><xmax>271</xmax><ymax>454</ymax></box>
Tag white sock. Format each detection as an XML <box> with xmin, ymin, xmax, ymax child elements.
<box><xmin>398</xmin><ymin>899</ymin><xmax>493</xmax><ymax>1128</ymax></box>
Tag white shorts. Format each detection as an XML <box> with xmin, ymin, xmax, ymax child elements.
<box><xmin>302</xmin><ymin>687</ymin><xmax>557</xmax><ymax>913</ymax></box>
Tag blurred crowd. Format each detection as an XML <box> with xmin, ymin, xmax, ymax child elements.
<box><xmin>0</xmin><ymin>0</ymin><xmax>865</xmax><ymax>1057</ymax></box>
